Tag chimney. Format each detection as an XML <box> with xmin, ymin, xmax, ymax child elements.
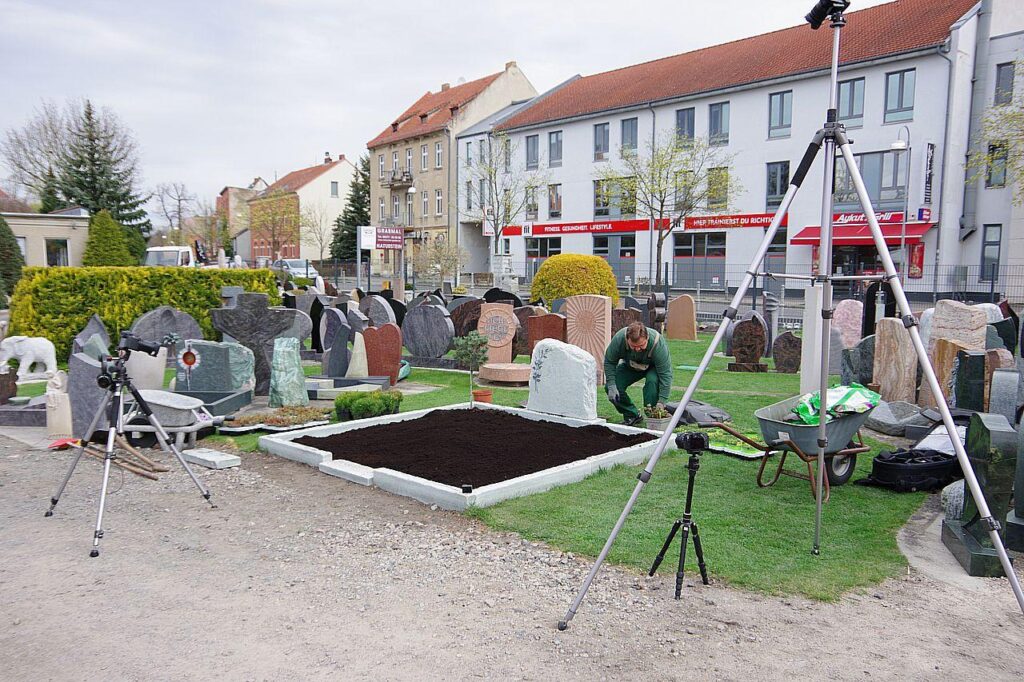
<box><xmin>440</xmin><ymin>82</ymin><xmax>450</xmax><ymax>91</ymax></box>
<box><xmin>391</xmin><ymin>122</ymin><xmax>399</xmax><ymax>132</ymax></box>
<box><xmin>419</xmin><ymin>113</ymin><xmax>428</xmax><ymax>123</ymax></box>
<box><xmin>450</xmin><ymin>105</ymin><xmax>459</xmax><ymax>116</ymax></box>
<box><xmin>338</xmin><ymin>154</ymin><xmax>345</xmax><ymax>162</ymax></box>
<box><xmin>505</xmin><ymin>60</ymin><xmax>517</xmax><ymax>70</ymax></box>
<box><xmin>324</xmin><ymin>151</ymin><xmax>332</xmax><ymax>164</ymax></box>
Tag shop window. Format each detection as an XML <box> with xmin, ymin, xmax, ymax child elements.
<box><xmin>766</xmin><ymin>161</ymin><xmax>789</xmax><ymax>211</ymax></box>
<box><xmin>838</xmin><ymin>78</ymin><xmax>865</xmax><ymax>127</ymax></box>
<box><xmin>981</xmin><ymin>224</ymin><xmax>1001</xmax><ymax>281</ymax></box>
<box><xmin>709</xmin><ymin>102</ymin><xmax>729</xmax><ymax>145</ymax></box>
<box><xmin>768</xmin><ymin>91</ymin><xmax>792</xmax><ymax>139</ymax></box>
<box><xmin>526</xmin><ymin>237</ymin><xmax>561</xmax><ymax>258</ymax></box>
<box><xmin>594</xmin><ymin>123</ymin><xmax>609</xmax><ymax>161</ymax></box>
<box><xmin>884</xmin><ymin>69</ymin><xmax>915</xmax><ymax>123</ymax></box>
<box><xmin>548</xmin><ymin>131</ymin><xmax>562</xmax><ymax>167</ymax></box>
<box><xmin>619</xmin><ymin>235</ymin><xmax>636</xmax><ymax>258</ymax></box>
<box><xmin>593</xmin><ymin>235</ymin><xmax>609</xmax><ymax>256</ymax></box>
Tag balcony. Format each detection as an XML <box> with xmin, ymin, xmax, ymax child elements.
<box><xmin>382</xmin><ymin>169</ymin><xmax>414</xmax><ymax>188</ymax></box>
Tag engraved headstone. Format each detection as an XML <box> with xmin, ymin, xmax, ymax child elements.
<box><xmin>359</xmin><ymin>294</ymin><xmax>397</xmax><ymax>327</ymax></box>
<box><xmin>832</xmin><ymin>299</ymin><xmax>863</xmax><ymax>349</ymax></box>
<box><xmin>403</xmin><ymin>304</ymin><xmax>454</xmax><ymax>359</ymax></box>
<box><xmin>728</xmin><ymin>319</ymin><xmax>767</xmax><ymax>372</ymax></box>
<box><xmin>564</xmin><ymin>295</ymin><xmax>613</xmax><ymax>384</ymax></box>
<box><xmin>526</xmin><ymin>339</ymin><xmax>598</xmax><ymax>421</ymax></box>
<box><xmin>269</xmin><ymin>337</ymin><xmax>308</xmax><ymax>408</ymax></box>
<box><xmin>873</xmin><ymin>318</ymin><xmax>918</xmax><ymax>403</ymax></box>
<box><xmin>478</xmin><ymin>303</ymin><xmax>519</xmax><ymax>365</ymax></box>
<box><xmin>528</xmin><ymin>313</ymin><xmax>567</xmax><ymax>354</ymax></box>
<box><xmin>175</xmin><ymin>340</ymin><xmax>254</xmax><ymax>393</ymax></box>
<box><xmin>771</xmin><ymin>331</ymin><xmax>801</xmax><ymax>373</ymax></box>
<box><xmin>666</xmin><ymin>294</ymin><xmax>697</xmax><ymax>341</ymax></box>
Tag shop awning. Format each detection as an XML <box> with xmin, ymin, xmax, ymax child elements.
<box><xmin>791</xmin><ymin>223</ymin><xmax>933</xmax><ymax>246</ymax></box>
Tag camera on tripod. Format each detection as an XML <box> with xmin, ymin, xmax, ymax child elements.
<box><xmin>675</xmin><ymin>431</ymin><xmax>710</xmax><ymax>455</ymax></box>
<box><xmin>97</xmin><ymin>331</ymin><xmax>162</xmax><ymax>389</ymax></box>
<box><xmin>805</xmin><ymin>0</ymin><xmax>850</xmax><ymax>29</ymax></box>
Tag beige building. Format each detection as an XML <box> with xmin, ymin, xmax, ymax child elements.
<box><xmin>366</xmin><ymin>62</ymin><xmax>536</xmax><ymax>280</ymax></box>
<box><xmin>4</xmin><ymin>208</ymin><xmax>90</xmax><ymax>267</ymax></box>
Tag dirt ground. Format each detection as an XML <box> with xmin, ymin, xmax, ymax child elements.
<box><xmin>1</xmin><ymin>434</ymin><xmax>1022</xmax><ymax>680</ymax></box>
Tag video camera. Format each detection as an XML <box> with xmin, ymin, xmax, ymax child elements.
<box><xmin>97</xmin><ymin>331</ymin><xmax>161</xmax><ymax>389</ymax></box>
<box><xmin>675</xmin><ymin>431</ymin><xmax>710</xmax><ymax>455</ymax></box>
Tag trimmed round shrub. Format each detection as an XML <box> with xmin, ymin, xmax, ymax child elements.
<box><xmin>530</xmin><ymin>253</ymin><xmax>619</xmax><ymax>305</ymax></box>
<box><xmin>82</xmin><ymin>210</ymin><xmax>135</xmax><ymax>266</ymax></box>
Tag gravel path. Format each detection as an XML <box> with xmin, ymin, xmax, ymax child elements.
<box><xmin>1</xmin><ymin>435</ymin><xmax>1022</xmax><ymax>680</ymax></box>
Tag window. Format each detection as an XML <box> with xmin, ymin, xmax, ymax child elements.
<box><xmin>548</xmin><ymin>183</ymin><xmax>562</xmax><ymax>219</ymax></box>
<box><xmin>768</xmin><ymin>91</ymin><xmax>792</xmax><ymax>139</ymax></box>
<box><xmin>709</xmin><ymin>102</ymin><xmax>729</xmax><ymax>145</ymax></box>
<box><xmin>995</xmin><ymin>63</ymin><xmax>1015</xmax><ymax>106</ymax></box>
<box><xmin>593</xmin><ymin>235</ymin><xmax>609</xmax><ymax>256</ymax></box>
<box><xmin>526</xmin><ymin>187</ymin><xmax>538</xmax><ymax>220</ymax></box>
<box><xmin>378</xmin><ymin>154</ymin><xmax>385</xmax><ymax>178</ymax></box>
<box><xmin>478</xmin><ymin>178</ymin><xmax>486</xmax><ymax>209</ymax></box>
<box><xmin>44</xmin><ymin>238</ymin><xmax>68</xmax><ymax>266</ymax></box>
<box><xmin>435</xmin><ymin>189</ymin><xmax>443</xmax><ymax>215</ymax></box>
<box><xmin>422</xmin><ymin>191</ymin><xmax>428</xmax><ymax>217</ymax></box>
<box><xmin>593</xmin><ymin>179</ymin><xmax>634</xmax><ymax>219</ymax></box>
<box><xmin>330</xmin><ymin>181</ymin><xmax>339</xmax><ymax>198</ymax></box>
<box><xmin>478</xmin><ymin>139</ymin><xmax>485</xmax><ymax>166</ymax></box>
<box><xmin>392</xmin><ymin>195</ymin><xmax>400</xmax><ymax>219</ymax></box>
<box><xmin>838</xmin><ymin>78</ymin><xmax>864</xmax><ymax>127</ymax></box>
<box><xmin>987</xmin><ymin>142</ymin><xmax>1008</xmax><ymax>188</ymax></box>
<box><xmin>500</xmin><ymin>238</ymin><xmax>510</xmax><ymax>255</ymax></box>
<box><xmin>594</xmin><ymin>180</ymin><xmax>610</xmax><ymax>217</ymax></box>
<box><xmin>379</xmin><ymin>197</ymin><xmax>385</xmax><ymax>221</ymax></box>
<box><xmin>620</xmin><ymin>235</ymin><xmax>636</xmax><ymax>258</ymax></box>
<box><xmin>392</xmin><ymin>151</ymin><xmax>399</xmax><ymax>171</ymax></box>
<box><xmin>466</xmin><ymin>141</ymin><xmax>473</xmax><ymax>167</ymax></box>
<box><xmin>833</xmin><ymin>150</ymin><xmax>906</xmax><ymax>210</ymax></box>
<box><xmin>884</xmin><ymin>69</ymin><xmax>915</xmax><ymax>123</ymax></box>
<box><xmin>981</xmin><ymin>224</ymin><xmax>1001</xmax><ymax>281</ymax></box>
<box><xmin>548</xmin><ymin>131</ymin><xmax>562</xmax><ymax>167</ymax></box>
<box><xmin>525</xmin><ymin>237</ymin><xmax>561</xmax><ymax>258</ymax></box>
<box><xmin>675</xmin><ymin>108</ymin><xmax>695</xmax><ymax>141</ymax></box>
<box><xmin>421</xmin><ymin>144</ymin><xmax>428</xmax><ymax>170</ymax></box>
<box><xmin>526</xmin><ymin>135</ymin><xmax>539</xmax><ymax>170</ymax></box>
<box><xmin>766</xmin><ymin>161</ymin><xmax>790</xmax><ymax>210</ymax></box>
<box><xmin>466</xmin><ymin>180</ymin><xmax>473</xmax><ymax>210</ymax></box>
<box><xmin>435</xmin><ymin>142</ymin><xmax>443</xmax><ymax>168</ymax></box>
<box><xmin>673</xmin><ymin>232</ymin><xmax>725</xmax><ymax>258</ymax></box>
<box><xmin>406</xmin><ymin>194</ymin><xmax>413</xmax><ymax>223</ymax></box>
<box><xmin>708</xmin><ymin>167</ymin><xmax>728</xmax><ymax>210</ymax></box>
<box><xmin>502</xmin><ymin>137</ymin><xmax>511</xmax><ymax>172</ymax></box>
<box><xmin>15</xmin><ymin>236</ymin><xmax>26</xmax><ymax>257</ymax></box>
<box><xmin>621</xmin><ymin>117</ymin><xmax>638</xmax><ymax>154</ymax></box>
<box><xmin>405</xmin><ymin>148</ymin><xmax>412</xmax><ymax>171</ymax></box>
<box><xmin>674</xmin><ymin>170</ymin><xmax>694</xmax><ymax>212</ymax></box>
<box><xmin>593</xmin><ymin>123</ymin><xmax>609</xmax><ymax>161</ymax></box>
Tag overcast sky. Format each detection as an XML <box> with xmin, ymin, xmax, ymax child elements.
<box><xmin>0</xmin><ymin>0</ymin><xmax>891</xmax><ymax>224</ymax></box>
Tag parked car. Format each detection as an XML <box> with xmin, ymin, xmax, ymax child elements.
<box><xmin>271</xmin><ymin>259</ymin><xmax>319</xmax><ymax>280</ymax></box>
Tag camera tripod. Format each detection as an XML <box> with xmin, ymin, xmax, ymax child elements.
<box><xmin>648</xmin><ymin>433</ymin><xmax>709</xmax><ymax>598</ymax></box>
<box><xmin>45</xmin><ymin>337</ymin><xmax>216</xmax><ymax>557</ymax></box>
<box><xmin>558</xmin><ymin>1</ymin><xmax>1024</xmax><ymax>630</ymax></box>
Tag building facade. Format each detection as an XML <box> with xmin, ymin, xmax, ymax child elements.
<box><xmin>216</xmin><ymin>177</ymin><xmax>268</xmax><ymax>241</ymax></box>
<box><xmin>4</xmin><ymin>208</ymin><xmax>90</xmax><ymax>267</ymax></box>
<box><xmin>464</xmin><ymin>0</ymin><xmax>1021</xmax><ymax>300</ymax></box>
<box><xmin>366</xmin><ymin>62</ymin><xmax>536</xmax><ymax>280</ymax></box>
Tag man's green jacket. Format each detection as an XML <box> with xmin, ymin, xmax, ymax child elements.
<box><xmin>602</xmin><ymin>326</ymin><xmax>673</xmax><ymax>402</ymax></box>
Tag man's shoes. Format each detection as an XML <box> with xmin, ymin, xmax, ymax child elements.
<box><xmin>624</xmin><ymin>415</ymin><xmax>644</xmax><ymax>427</ymax></box>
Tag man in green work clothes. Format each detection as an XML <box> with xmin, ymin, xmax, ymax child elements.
<box><xmin>603</xmin><ymin>321</ymin><xmax>673</xmax><ymax>425</ymax></box>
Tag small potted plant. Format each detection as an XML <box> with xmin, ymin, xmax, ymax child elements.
<box><xmin>452</xmin><ymin>331</ymin><xmax>491</xmax><ymax>405</ymax></box>
<box><xmin>643</xmin><ymin>403</ymin><xmax>672</xmax><ymax>432</ymax></box>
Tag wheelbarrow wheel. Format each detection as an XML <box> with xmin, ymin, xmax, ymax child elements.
<box><xmin>826</xmin><ymin>453</ymin><xmax>857</xmax><ymax>486</ymax></box>
<box><xmin>125</xmin><ymin>417</ymin><xmax>158</xmax><ymax>450</ymax></box>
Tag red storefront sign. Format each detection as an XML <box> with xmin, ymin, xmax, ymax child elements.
<box><xmin>832</xmin><ymin>211</ymin><xmax>905</xmax><ymax>225</ymax></box>
<box><xmin>504</xmin><ymin>218</ymin><xmax>668</xmax><ymax>237</ymax></box>
<box><xmin>375</xmin><ymin>226</ymin><xmax>404</xmax><ymax>250</ymax></box>
<box><xmin>683</xmin><ymin>212</ymin><xmax>787</xmax><ymax>230</ymax></box>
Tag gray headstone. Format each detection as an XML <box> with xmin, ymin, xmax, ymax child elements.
<box><xmin>69</xmin><ymin>352</ymin><xmax>106</xmax><ymax>440</ymax></box>
<box><xmin>526</xmin><ymin>339</ymin><xmax>598</xmax><ymax>421</ymax></box>
<box><xmin>130</xmin><ymin>306</ymin><xmax>204</xmax><ymax>346</ymax></box>
<box><xmin>403</xmin><ymin>304</ymin><xmax>455</xmax><ymax>358</ymax></box>
<box><xmin>986</xmin><ymin>325</ymin><xmax>1006</xmax><ymax>350</ymax></box>
<box><xmin>269</xmin><ymin>337</ymin><xmax>308</xmax><ymax>408</ymax></box>
<box><xmin>988</xmin><ymin>368</ymin><xmax>1020</xmax><ymax>425</ymax></box>
<box><xmin>346</xmin><ymin>308</ymin><xmax>370</xmax><ymax>344</ymax></box>
<box><xmin>322</xmin><ymin>325</ymin><xmax>352</xmax><ymax>378</ymax></box>
<box><xmin>840</xmin><ymin>334</ymin><xmax>875</xmax><ymax>386</ymax></box>
<box><xmin>72</xmin><ymin>314</ymin><xmax>110</xmax><ymax>356</ymax></box>
<box><xmin>359</xmin><ymin>294</ymin><xmax>397</xmax><ymax>327</ymax></box>
<box><xmin>174</xmin><ymin>340</ymin><xmax>254</xmax><ymax>393</ymax></box>
<box><xmin>550</xmin><ymin>298</ymin><xmax>566</xmax><ymax>315</ymax></box>
<box><xmin>80</xmin><ymin>333</ymin><xmax>109</xmax><ymax>362</ymax></box>
<box><xmin>320</xmin><ymin>308</ymin><xmax>349</xmax><ymax>351</ymax></box>
<box><xmin>865</xmin><ymin>400</ymin><xmax>926</xmax><ymax>437</ymax></box>
<box><xmin>283</xmin><ymin>291</ymin><xmax>316</xmax><ymax>318</ymax></box>
<box><xmin>446</xmin><ymin>296</ymin><xmax>479</xmax><ymax>314</ymax></box>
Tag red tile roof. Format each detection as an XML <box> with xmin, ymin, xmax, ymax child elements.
<box><xmin>367</xmin><ymin>71</ymin><xmax>504</xmax><ymax>149</ymax></box>
<box><xmin>262</xmin><ymin>160</ymin><xmax>342</xmax><ymax>195</ymax></box>
<box><xmin>498</xmin><ymin>0</ymin><xmax>976</xmax><ymax>131</ymax></box>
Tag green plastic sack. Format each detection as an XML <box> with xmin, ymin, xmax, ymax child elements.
<box><xmin>792</xmin><ymin>384</ymin><xmax>880</xmax><ymax>426</ymax></box>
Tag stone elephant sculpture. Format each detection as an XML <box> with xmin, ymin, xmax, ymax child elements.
<box><xmin>0</xmin><ymin>336</ymin><xmax>58</xmax><ymax>380</ymax></box>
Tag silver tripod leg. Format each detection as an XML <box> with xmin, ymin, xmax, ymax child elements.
<box><xmin>558</xmin><ymin>180</ymin><xmax>805</xmax><ymax>630</ymax></box>
<box><xmin>837</xmin><ymin>140</ymin><xmax>1024</xmax><ymax>614</ymax></box>
<box><xmin>91</xmin><ymin>389</ymin><xmax>123</xmax><ymax>557</ymax></box>
<box><xmin>45</xmin><ymin>389</ymin><xmax>113</xmax><ymax>517</ymax></box>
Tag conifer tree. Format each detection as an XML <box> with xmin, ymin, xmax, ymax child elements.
<box><xmin>82</xmin><ymin>210</ymin><xmax>135</xmax><ymax>266</ymax></box>
<box><xmin>330</xmin><ymin>155</ymin><xmax>369</xmax><ymax>260</ymax></box>
<box><xmin>0</xmin><ymin>215</ymin><xmax>25</xmax><ymax>296</ymax></box>
<box><xmin>38</xmin><ymin>166</ymin><xmax>65</xmax><ymax>213</ymax></box>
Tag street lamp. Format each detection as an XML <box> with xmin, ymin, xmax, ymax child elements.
<box><xmin>890</xmin><ymin>126</ymin><xmax>911</xmax><ymax>278</ymax></box>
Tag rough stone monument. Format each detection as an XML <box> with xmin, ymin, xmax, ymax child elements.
<box><xmin>269</xmin><ymin>337</ymin><xmax>308</xmax><ymax>408</ymax></box>
<box><xmin>873</xmin><ymin>318</ymin><xmax>917</xmax><ymax>403</ymax></box>
<box><xmin>728</xmin><ymin>320</ymin><xmax>767</xmax><ymax>372</ymax></box>
<box><xmin>832</xmin><ymin>299</ymin><xmax>863</xmax><ymax>349</ymax></box>
<box><xmin>526</xmin><ymin>339</ymin><xmax>598</xmax><ymax>421</ymax></box>
<box><xmin>771</xmin><ymin>331</ymin><xmax>801</xmax><ymax>373</ymax></box>
<box><xmin>840</xmin><ymin>334</ymin><xmax>875</xmax><ymax>386</ymax></box>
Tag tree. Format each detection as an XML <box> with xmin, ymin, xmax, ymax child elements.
<box><xmin>38</xmin><ymin>167</ymin><xmax>65</xmax><ymax>213</ymax></box>
<box><xmin>970</xmin><ymin>58</ymin><xmax>1023</xmax><ymax>206</ymax></box>
<box><xmin>460</xmin><ymin>132</ymin><xmax>546</xmax><ymax>264</ymax></box>
<box><xmin>249</xmin><ymin>190</ymin><xmax>299</xmax><ymax>260</ymax></box>
<box><xmin>0</xmin><ymin>100</ymin><xmax>68</xmax><ymax>197</ymax></box>
<box><xmin>331</xmin><ymin>154</ymin><xmax>369</xmax><ymax>260</ymax></box>
<box><xmin>184</xmin><ymin>198</ymin><xmax>227</xmax><ymax>261</ymax></box>
<box><xmin>82</xmin><ymin>210</ymin><xmax>135</xmax><ymax>266</ymax></box>
<box><xmin>154</xmin><ymin>182</ymin><xmax>195</xmax><ymax>233</ymax></box>
<box><xmin>300</xmin><ymin>202</ymin><xmax>334</xmax><ymax>262</ymax></box>
<box><xmin>0</xmin><ymin>215</ymin><xmax>25</xmax><ymax>296</ymax></box>
<box><xmin>413</xmin><ymin>235</ymin><xmax>468</xmax><ymax>284</ymax></box>
<box><xmin>596</xmin><ymin>131</ymin><xmax>741</xmax><ymax>285</ymax></box>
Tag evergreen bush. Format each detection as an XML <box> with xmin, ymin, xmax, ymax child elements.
<box><xmin>529</xmin><ymin>253</ymin><xmax>619</xmax><ymax>305</ymax></box>
<box><xmin>335</xmin><ymin>389</ymin><xmax>403</xmax><ymax>421</ymax></box>
<box><xmin>0</xmin><ymin>215</ymin><xmax>24</xmax><ymax>297</ymax></box>
<box><xmin>9</xmin><ymin>266</ymin><xmax>278</xmax><ymax>358</ymax></box>
<box><xmin>82</xmin><ymin>210</ymin><xmax>135</xmax><ymax>266</ymax></box>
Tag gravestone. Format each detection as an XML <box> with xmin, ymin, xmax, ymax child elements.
<box><xmin>483</xmin><ymin>287</ymin><xmax>523</xmax><ymax>307</ymax></box>
<box><xmin>564</xmin><ymin>295</ymin><xmax>612</xmax><ymax>384</ymax></box>
<box><xmin>130</xmin><ymin>306</ymin><xmax>203</xmax><ymax>350</ymax></box>
<box><xmin>986</xmin><ymin>325</ymin><xmax>1006</xmax><ymax>351</ymax></box>
<box><xmin>666</xmin><ymin>295</ymin><xmax>697</xmax><ymax>341</ymax></box>
<box><xmin>941</xmin><ymin>412</ymin><xmax>1017</xmax><ymax>576</ymax></box>
<box><xmin>512</xmin><ymin>306</ymin><xmax>545</xmax><ymax>359</ymax></box>
<box><xmin>359</xmin><ymin>294</ymin><xmax>397</xmax><ymax>328</ymax></box>
<box><xmin>364</xmin><ymin>323</ymin><xmax>402</xmax><ymax>385</ymax></box>
<box><xmin>0</xmin><ymin>369</ymin><xmax>15</xmax><ymax>404</ymax></box>
<box><xmin>549</xmin><ymin>298</ymin><xmax>566</xmax><ymax>315</ymax></box>
<box><xmin>346</xmin><ymin>332</ymin><xmax>369</xmax><ymax>378</ymax></box>
<box><xmin>860</xmin><ymin>281</ymin><xmax>897</xmax><ymax>337</ymax></box>
<box><xmin>928</xmin><ymin>299</ymin><xmax>987</xmax><ymax>355</ymax></box>
<box><xmin>175</xmin><ymin>340</ymin><xmax>254</xmax><ymax>393</ymax></box>
<box><xmin>832</xmin><ymin>299</ymin><xmax>863</xmax><ymax>349</ymax></box>
<box><xmin>72</xmin><ymin>314</ymin><xmax>110</xmax><ymax>356</ymax></box>
<box><xmin>283</xmin><ymin>291</ymin><xmax>316</xmax><ymax>318</ymax></box>
<box><xmin>319</xmin><ymin>308</ymin><xmax>349</xmax><ymax>351</ymax></box>
<box><xmin>446</xmin><ymin>296</ymin><xmax>479</xmax><ymax>314</ymax></box>
<box><xmin>728</xmin><ymin>320</ymin><xmax>767</xmax><ymax>372</ymax></box>
<box><xmin>528</xmin><ymin>313</ymin><xmax>567</xmax><ymax>354</ymax></box>
<box><xmin>403</xmin><ymin>304</ymin><xmax>454</xmax><ymax>359</ymax></box>
<box><xmin>309</xmin><ymin>295</ymin><xmax>335</xmax><ymax>353</ymax></box>
<box><xmin>771</xmin><ymin>332</ymin><xmax>801</xmax><ymax>373</ymax></box>
<box><xmin>386</xmin><ymin>297</ymin><xmax>407</xmax><ymax>327</ymax></box>
<box><xmin>321</xmin><ymin>322</ymin><xmax>352</xmax><ymax>378</ymax></box>
<box><xmin>952</xmin><ymin>350</ymin><xmax>987</xmax><ymax>411</ymax></box>
<box><xmin>740</xmin><ymin>310</ymin><xmax>770</xmax><ymax>356</ymax></box>
<box><xmin>450</xmin><ymin>299</ymin><xmax>484</xmax><ymax>337</ymax></box>
<box><xmin>919</xmin><ymin>338</ymin><xmax>968</xmax><ymax>408</ymax></box>
<box><xmin>220</xmin><ymin>286</ymin><xmax>245</xmax><ymax>343</ymax></box>
<box><xmin>800</xmin><ymin>286</ymin><xmax>824</xmax><ymax>394</ymax></box>
<box><xmin>332</xmin><ymin>293</ymin><xmax>352</xmax><ymax>308</ymax></box>
<box><xmin>210</xmin><ymin>293</ymin><xmax>312</xmax><ymax>395</ymax></box>
<box><xmin>346</xmin><ymin>308</ymin><xmax>370</xmax><ymax>344</ymax></box>
<box><xmin>918</xmin><ymin>307</ymin><xmax>935</xmax><ymax>349</ymax></box>
<box><xmin>45</xmin><ymin>370</ymin><xmax>72</xmax><ymax>438</ymax></box>
<box><xmin>526</xmin><ymin>339</ymin><xmax>598</xmax><ymax>421</ymax></box>
<box><xmin>124</xmin><ymin>346</ymin><xmax>168</xmax><ymax>390</ymax></box>
<box><xmin>269</xmin><ymin>337</ymin><xmax>308</xmax><ymax>408</ymax></box>
<box><xmin>478</xmin><ymin>303</ymin><xmax>519</xmax><ymax>365</ymax></box>
<box><xmin>973</xmin><ymin>302</ymin><xmax>1004</xmax><ymax>324</ymax></box>
<box><xmin>647</xmin><ymin>293</ymin><xmax>667</xmax><ymax>332</ymax></box>
<box><xmin>873</xmin><ymin>318</ymin><xmax>918</xmax><ymax>403</ymax></box>
<box><xmin>988</xmin><ymin>368</ymin><xmax>1020</xmax><ymax>425</ymax></box>
<box><xmin>840</xmin><ymin>334</ymin><xmax>875</xmax><ymax>386</ymax></box>
<box><xmin>611</xmin><ymin>308</ymin><xmax>642</xmax><ymax>337</ymax></box>
<box><xmin>81</xmin><ymin>334</ymin><xmax>109</xmax><ymax>362</ymax></box>
<box><xmin>984</xmin><ymin>348</ymin><xmax>1015</xmax><ymax>410</ymax></box>
<box><xmin>991</xmin><ymin>318</ymin><xmax>1017</xmax><ymax>355</ymax></box>
<box><xmin>68</xmin><ymin>352</ymin><xmax>106</xmax><ymax>441</ymax></box>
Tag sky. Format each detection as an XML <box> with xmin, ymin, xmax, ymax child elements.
<box><xmin>0</xmin><ymin>0</ymin><xmax>893</xmax><ymax>226</ymax></box>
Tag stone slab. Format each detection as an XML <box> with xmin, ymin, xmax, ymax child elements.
<box><xmin>873</xmin><ymin>318</ymin><xmax>917</xmax><ymax>404</ymax></box>
<box><xmin>181</xmin><ymin>447</ymin><xmax>241</xmax><ymax>469</ymax></box>
<box><xmin>478</xmin><ymin>362</ymin><xmax>531</xmax><ymax>384</ymax></box>
<box><xmin>832</xmin><ymin>299</ymin><xmax>863</xmax><ymax>349</ymax></box>
<box><xmin>666</xmin><ymin>294</ymin><xmax>697</xmax><ymax>341</ymax></box>
<box><xmin>564</xmin><ymin>295</ymin><xmax>612</xmax><ymax>384</ymax></box>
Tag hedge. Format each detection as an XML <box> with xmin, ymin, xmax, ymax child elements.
<box><xmin>9</xmin><ymin>266</ymin><xmax>279</xmax><ymax>358</ymax></box>
<box><xmin>530</xmin><ymin>253</ymin><xmax>619</xmax><ymax>305</ymax></box>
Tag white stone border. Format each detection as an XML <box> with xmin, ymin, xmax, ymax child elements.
<box><xmin>258</xmin><ymin>403</ymin><xmax>665</xmax><ymax>511</ymax></box>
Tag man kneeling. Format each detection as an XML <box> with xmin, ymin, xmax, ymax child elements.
<box><xmin>603</xmin><ymin>321</ymin><xmax>673</xmax><ymax>426</ymax></box>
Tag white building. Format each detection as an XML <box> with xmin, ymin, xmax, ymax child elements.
<box><xmin>458</xmin><ymin>0</ymin><xmax>1022</xmax><ymax>301</ymax></box>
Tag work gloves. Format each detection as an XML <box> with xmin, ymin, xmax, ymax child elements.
<box><xmin>605</xmin><ymin>382</ymin><xmax>620</xmax><ymax>404</ymax></box>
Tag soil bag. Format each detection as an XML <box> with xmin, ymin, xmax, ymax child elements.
<box><xmin>791</xmin><ymin>384</ymin><xmax>880</xmax><ymax>426</ymax></box>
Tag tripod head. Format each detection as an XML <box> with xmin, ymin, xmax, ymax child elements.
<box><xmin>97</xmin><ymin>331</ymin><xmax>161</xmax><ymax>390</ymax></box>
<box><xmin>675</xmin><ymin>431</ymin><xmax>709</xmax><ymax>456</ymax></box>
<box><xmin>805</xmin><ymin>0</ymin><xmax>850</xmax><ymax>29</ymax></box>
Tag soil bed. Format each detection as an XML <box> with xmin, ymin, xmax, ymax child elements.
<box><xmin>293</xmin><ymin>408</ymin><xmax>656</xmax><ymax>487</ymax></box>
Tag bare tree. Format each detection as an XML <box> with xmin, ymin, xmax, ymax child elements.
<box><xmin>413</xmin><ymin>234</ymin><xmax>468</xmax><ymax>284</ymax></box>
<box><xmin>249</xmin><ymin>190</ymin><xmax>300</xmax><ymax>260</ymax></box>
<box><xmin>154</xmin><ymin>182</ymin><xmax>196</xmax><ymax>232</ymax></box>
<box><xmin>460</xmin><ymin>132</ymin><xmax>547</xmax><ymax>267</ymax></box>
<box><xmin>300</xmin><ymin>201</ymin><xmax>335</xmax><ymax>262</ymax></box>
<box><xmin>596</xmin><ymin>131</ymin><xmax>742</xmax><ymax>285</ymax></box>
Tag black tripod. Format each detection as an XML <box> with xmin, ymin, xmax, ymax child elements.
<box><xmin>648</xmin><ymin>432</ymin><xmax>709</xmax><ymax>597</ymax></box>
<box><xmin>45</xmin><ymin>331</ymin><xmax>215</xmax><ymax>557</ymax></box>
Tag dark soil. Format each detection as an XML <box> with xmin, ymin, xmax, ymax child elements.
<box><xmin>293</xmin><ymin>409</ymin><xmax>656</xmax><ymax>488</ymax></box>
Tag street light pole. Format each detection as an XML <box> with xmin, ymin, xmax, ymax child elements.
<box><xmin>891</xmin><ymin>126</ymin><xmax>911</xmax><ymax>278</ymax></box>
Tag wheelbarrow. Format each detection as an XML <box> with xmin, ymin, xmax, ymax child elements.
<box><xmin>123</xmin><ymin>390</ymin><xmax>232</xmax><ymax>450</ymax></box>
<box><xmin>698</xmin><ymin>395</ymin><xmax>874</xmax><ymax>502</ymax></box>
